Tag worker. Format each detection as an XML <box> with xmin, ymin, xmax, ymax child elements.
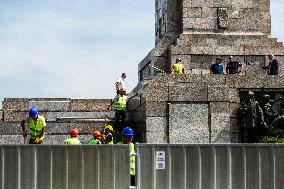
<box><xmin>21</xmin><ymin>107</ymin><xmax>46</xmax><ymax>144</ymax></box>
<box><xmin>89</xmin><ymin>130</ymin><xmax>102</xmax><ymax>144</ymax></box>
<box><xmin>65</xmin><ymin>128</ymin><xmax>81</xmax><ymax>144</ymax></box>
<box><xmin>115</xmin><ymin>73</ymin><xmax>127</xmax><ymax>94</ymax></box>
<box><xmin>172</xmin><ymin>57</ymin><xmax>185</xmax><ymax>74</ymax></box>
<box><xmin>108</xmin><ymin>88</ymin><xmax>138</xmax><ymax>135</ymax></box>
<box><xmin>117</xmin><ymin>127</ymin><xmax>136</xmax><ymax>186</ymax></box>
<box><xmin>101</xmin><ymin>125</ymin><xmax>114</xmax><ymax>144</ymax></box>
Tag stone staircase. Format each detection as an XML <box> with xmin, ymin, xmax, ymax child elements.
<box><xmin>0</xmin><ymin>98</ymin><xmax>115</xmax><ymax>144</ymax></box>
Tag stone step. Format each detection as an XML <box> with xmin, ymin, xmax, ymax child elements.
<box><xmin>2</xmin><ymin>98</ymin><xmax>112</xmax><ymax>112</ymax></box>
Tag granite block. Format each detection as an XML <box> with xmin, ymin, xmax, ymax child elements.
<box><xmin>4</xmin><ymin>110</ymin><xmax>28</xmax><ymax>122</ymax></box>
<box><xmin>2</xmin><ymin>98</ymin><xmax>29</xmax><ymax>111</ymax></box>
<box><xmin>208</xmin><ymin>86</ymin><xmax>229</xmax><ymax>102</ymax></box>
<box><xmin>169</xmin><ymin>83</ymin><xmax>208</xmax><ymax>102</ymax></box>
<box><xmin>145</xmin><ymin>84</ymin><xmax>169</xmax><ymax>102</ymax></box>
<box><xmin>228</xmin><ymin>89</ymin><xmax>240</xmax><ymax>103</ymax></box>
<box><xmin>70</xmin><ymin>99</ymin><xmax>112</xmax><ymax>112</ymax></box>
<box><xmin>68</xmin><ymin>122</ymin><xmax>106</xmax><ymax>134</ymax></box>
<box><xmin>210</xmin><ymin>102</ymin><xmax>230</xmax><ymax>114</ymax></box>
<box><xmin>0</xmin><ymin>109</ymin><xmax>3</xmax><ymax>121</ymax></box>
<box><xmin>145</xmin><ymin>131</ymin><xmax>167</xmax><ymax>144</ymax></box>
<box><xmin>230</xmin><ymin>117</ymin><xmax>240</xmax><ymax>133</ymax></box>
<box><xmin>0</xmin><ymin>122</ymin><xmax>22</xmax><ymax>135</ymax></box>
<box><xmin>169</xmin><ymin>104</ymin><xmax>209</xmax><ymax>143</ymax></box>
<box><xmin>29</xmin><ymin>100</ymin><xmax>70</xmax><ymax>111</ymax></box>
<box><xmin>146</xmin><ymin>102</ymin><xmax>167</xmax><ymax>117</ymax></box>
<box><xmin>230</xmin><ymin>103</ymin><xmax>240</xmax><ymax>118</ymax></box>
<box><xmin>45</xmin><ymin>111</ymin><xmax>115</xmax><ymax>121</ymax></box>
<box><xmin>211</xmin><ymin>113</ymin><xmax>231</xmax><ymax>143</ymax></box>
<box><xmin>0</xmin><ymin>135</ymin><xmax>23</xmax><ymax>144</ymax></box>
<box><xmin>145</xmin><ymin>117</ymin><xmax>167</xmax><ymax>132</ymax></box>
<box><xmin>127</xmin><ymin>98</ymin><xmax>141</xmax><ymax>111</ymax></box>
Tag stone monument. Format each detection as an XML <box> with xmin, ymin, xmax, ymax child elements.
<box><xmin>129</xmin><ymin>0</ymin><xmax>284</xmax><ymax>143</ymax></box>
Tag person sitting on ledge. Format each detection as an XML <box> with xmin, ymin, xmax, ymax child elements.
<box><xmin>210</xmin><ymin>58</ymin><xmax>224</xmax><ymax>74</ymax></box>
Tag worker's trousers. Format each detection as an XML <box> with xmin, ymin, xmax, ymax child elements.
<box><xmin>114</xmin><ymin>110</ymin><xmax>126</xmax><ymax>133</ymax></box>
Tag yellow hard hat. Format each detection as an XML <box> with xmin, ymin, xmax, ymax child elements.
<box><xmin>104</xmin><ymin>125</ymin><xmax>113</xmax><ymax>132</ymax></box>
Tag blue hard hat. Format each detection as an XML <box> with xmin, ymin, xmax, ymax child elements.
<box><xmin>29</xmin><ymin>107</ymin><xmax>38</xmax><ymax>118</ymax></box>
<box><xmin>122</xmin><ymin>127</ymin><xmax>134</xmax><ymax>137</ymax></box>
<box><xmin>176</xmin><ymin>57</ymin><xmax>182</xmax><ymax>62</ymax></box>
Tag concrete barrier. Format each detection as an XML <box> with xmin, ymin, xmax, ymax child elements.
<box><xmin>136</xmin><ymin>144</ymin><xmax>284</xmax><ymax>189</ymax></box>
<box><xmin>0</xmin><ymin>145</ymin><xmax>130</xmax><ymax>189</ymax></box>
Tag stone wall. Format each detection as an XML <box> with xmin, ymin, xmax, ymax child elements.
<box><xmin>129</xmin><ymin>74</ymin><xmax>284</xmax><ymax>143</ymax></box>
<box><xmin>0</xmin><ymin>98</ymin><xmax>114</xmax><ymax>144</ymax></box>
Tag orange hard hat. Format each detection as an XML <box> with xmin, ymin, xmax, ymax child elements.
<box><xmin>119</xmin><ymin>88</ymin><xmax>126</xmax><ymax>93</ymax></box>
<box><xmin>92</xmin><ymin>130</ymin><xmax>101</xmax><ymax>137</ymax></box>
<box><xmin>70</xmin><ymin>128</ymin><xmax>79</xmax><ymax>137</ymax></box>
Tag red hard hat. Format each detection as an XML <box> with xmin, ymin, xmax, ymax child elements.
<box><xmin>92</xmin><ymin>130</ymin><xmax>101</xmax><ymax>137</ymax></box>
<box><xmin>70</xmin><ymin>128</ymin><xmax>79</xmax><ymax>137</ymax></box>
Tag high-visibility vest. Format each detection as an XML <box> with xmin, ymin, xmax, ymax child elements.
<box><xmin>117</xmin><ymin>142</ymin><xmax>136</xmax><ymax>175</ymax></box>
<box><xmin>129</xmin><ymin>143</ymin><xmax>136</xmax><ymax>176</ymax></box>
<box><xmin>104</xmin><ymin>133</ymin><xmax>114</xmax><ymax>144</ymax></box>
<box><xmin>89</xmin><ymin>139</ymin><xmax>101</xmax><ymax>144</ymax></box>
<box><xmin>173</xmin><ymin>63</ymin><xmax>184</xmax><ymax>74</ymax></box>
<box><xmin>114</xmin><ymin>94</ymin><xmax>127</xmax><ymax>111</ymax></box>
<box><xmin>65</xmin><ymin>137</ymin><xmax>81</xmax><ymax>144</ymax></box>
<box><xmin>28</xmin><ymin>115</ymin><xmax>45</xmax><ymax>140</ymax></box>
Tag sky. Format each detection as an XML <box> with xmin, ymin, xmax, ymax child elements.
<box><xmin>0</xmin><ymin>0</ymin><xmax>283</xmax><ymax>104</ymax></box>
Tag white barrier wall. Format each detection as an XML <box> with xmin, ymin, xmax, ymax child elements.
<box><xmin>137</xmin><ymin>144</ymin><xmax>284</xmax><ymax>189</ymax></box>
<box><xmin>0</xmin><ymin>145</ymin><xmax>129</xmax><ymax>189</ymax></box>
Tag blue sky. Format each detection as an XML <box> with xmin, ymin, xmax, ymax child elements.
<box><xmin>0</xmin><ymin>0</ymin><xmax>283</xmax><ymax>103</ymax></box>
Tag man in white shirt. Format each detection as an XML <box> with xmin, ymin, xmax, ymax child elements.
<box><xmin>115</xmin><ymin>73</ymin><xmax>127</xmax><ymax>94</ymax></box>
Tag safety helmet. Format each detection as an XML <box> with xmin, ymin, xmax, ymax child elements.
<box><xmin>70</xmin><ymin>128</ymin><xmax>79</xmax><ymax>137</ymax></box>
<box><xmin>92</xmin><ymin>130</ymin><xmax>101</xmax><ymax>138</ymax></box>
<box><xmin>176</xmin><ymin>57</ymin><xmax>182</xmax><ymax>62</ymax></box>
<box><xmin>122</xmin><ymin>127</ymin><xmax>134</xmax><ymax>137</ymax></box>
<box><xmin>104</xmin><ymin>125</ymin><xmax>114</xmax><ymax>132</ymax></box>
<box><xmin>119</xmin><ymin>88</ymin><xmax>126</xmax><ymax>93</ymax></box>
<box><xmin>29</xmin><ymin>107</ymin><xmax>38</xmax><ymax>118</ymax></box>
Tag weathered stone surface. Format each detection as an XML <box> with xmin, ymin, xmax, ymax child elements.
<box><xmin>145</xmin><ymin>84</ymin><xmax>169</xmax><ymax>102</ymax></box>
<box><xmin>230</xmin><ymin>103</ymin><xmax>240</xmax><ymax>118</ymax></box>
<box><xmin>230</xmin><ymin>117</ymin><xmax>240</xmax><ymax>133</ymax></box>
<box><xmin>211</xmin><ymin>113</ymin><xmax>231</xmax><ymax>143</ymax></box>
<box><xmin>0</xmin><ymin>109</ymin><xmax>3</xmax><ymax>121</ymax></box>
<box><xmin>70</xmin><ymin>99</ymin><xmax>112</xmax><ymax>112</ymax></box>
<box><xmin>146</xmin><ymin>131</ymin><xmax>167</xmax><ymax>144</ymax></box>
<box><xmin>169</xmin><ymin>83</ymin><xmax>208</xmax><ymax>102</ymax></box>
<box><xmin>0</xmin><ymin>135</ymin><xmax>23</xmax><ymax>144</ymax></box>
<box><xmin>3</xmin><ymin>110</ymin><xmax>28</xmax><ymax>122</ymax></box>
<box><xmin>0</xmin><ymin>122</ymin><xmax>22</xmax><ymax>135</ymax></box>
<box><xmin>2</xmin><ymin>98</ymin><xmax>29</xmax><ymax>111</ymax></box>
<box><xmin>210</xmin><ymin>102</ymin><xmax>229</xmax><ymax>114</ymax></box>
<box><xmin>208</xmin><ymin>86</ymin><xmax>229</xmax><ymax>102</ymax></box>
<box><xmin>228</xmin><ymin>89</ymin><xmax>240</xmax><ymax>103</ymax></box>
<box><xmin>29</xmin><ymin>100</ymin><xmax>71</xmax><ymax>111</ymax></box>
<box><xmin>169</xmin><ymin>104</ymin><xmax>209</xmax><ymax>143</ymax></box>
<box><xmin>146</xmin><ymin>102</ymin><xmax>167</xmax><ymax>117</ymax></box>
<box><xmin>146</xmin><ymin>117</ymin><xmax>167</xmax><ymax>132</ymax></box>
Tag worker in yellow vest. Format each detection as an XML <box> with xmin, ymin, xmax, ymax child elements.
<box><xmin>101</xmin><ymin>125</ymin><xmax>114</xmax><ymax>144</ymax></box>
<box><xmin>89</xmin><ymin>130</ymin><xmax>102</xmax><ymax>144</ymax></box>
<box><xmin>172</xmin><ymin>57</ymin><xmax>185</xmax><ymax>74</ymax></box>
<box><xmin>117</xmin><ymin>127</ymin><xmax>136</xmax><ymax>186</ymax></box>
<box><xmin>108</xmin><ymin>88</ymin><xmax>138</xmax><ymax>135</ymax></box>
<box><xmin>21</xmin><ymin>107</ymin><xmax>46</xmax><ymax>144</ymax></box>
<box><xmin>65</xmin><ymin>128</ymin><xmax>81</xmax><ymax>144</ymax></box>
